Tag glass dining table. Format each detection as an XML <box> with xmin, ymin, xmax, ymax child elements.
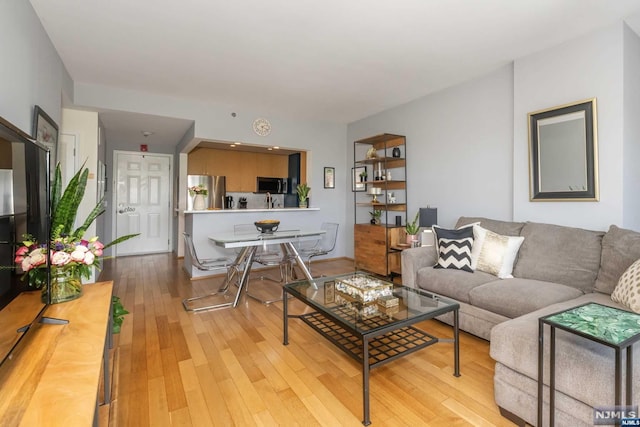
<box><xmin>182</xmin><ymin>228</ymin><xmax>326</xmax><ymax>312</ymax></box>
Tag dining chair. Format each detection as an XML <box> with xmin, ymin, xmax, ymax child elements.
<box><xmin>296</xmin><ymin>222</ymin><xmax>339</xmax><ymax>275</ymax></box>
<box><xmin>182</xmin><ymin>232</ymin><xmax>238</xmax><ymax>311</ymax></box>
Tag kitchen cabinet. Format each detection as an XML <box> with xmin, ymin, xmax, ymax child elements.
<box><xmin>187</xmin><ymin>148</ymin><xmax>288</xmax><ymax>192</ymax></box>
<box><xmin>353</xmin><ymin>133</ymin><xmax>407</xmax><ymax>277</ymax></box>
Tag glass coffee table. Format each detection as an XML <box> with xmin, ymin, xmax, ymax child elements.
<box><xmin>283</xmin><ymin>272</ymin><xmax>460</xmax><ymax>426</ymax></box>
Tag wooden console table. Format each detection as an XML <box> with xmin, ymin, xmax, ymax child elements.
<box><xmin>0</xmin><ymin>281</ymin><xmax>113</xmax><ymax>426</ymax></box>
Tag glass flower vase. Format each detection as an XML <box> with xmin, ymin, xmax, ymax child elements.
<box><xmin>42</xmin><ymin>268</ymin><xmax>83</xmax><ymax>304</ymax></box>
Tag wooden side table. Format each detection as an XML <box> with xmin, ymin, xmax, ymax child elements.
<box><xmin>538</xmin><ymin>302</ymin><xmax>640</xmax><ymax>426</ymax></box>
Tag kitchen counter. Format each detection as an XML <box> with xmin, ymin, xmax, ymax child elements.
<box><xmin>183</xmin><ymin>207</ymin><xmax>322</xmax><ymax>279</ymax></box>
<box><xmin>183</xmin><ymin>207</ymin><xmax>319</xmax><ymax>214</ymax></box>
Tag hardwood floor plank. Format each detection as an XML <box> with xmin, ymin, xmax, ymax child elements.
<box><xmin>147</xmin><ymin>376</ymin><xmax>171</xmax><ymax>427</ymax></box>
<box><xmin>100</xmin><ymin>254</ymin><xmax>515</xmax><ymax>427</ymax></box>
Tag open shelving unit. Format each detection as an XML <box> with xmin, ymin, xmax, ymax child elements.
<box><xmin>353</xmin><ymin>133</ymin><xmax>407</xmax><ymax>277</ymax></box>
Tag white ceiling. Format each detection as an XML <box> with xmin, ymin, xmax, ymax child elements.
<box><xmin>29</xmin><ymin>0</ymin><xmax>640</xmax><ymax>147</ymax></box>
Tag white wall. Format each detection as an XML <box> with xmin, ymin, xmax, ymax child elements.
<box><xmin>348</xmin><ymin>64</ymin><xmax>514</xmax><ymax>234</ymax></box>
<box><xmin>623</xmin><ymin>24</ymin><xmax>640</xmax><ymax>231</ymax></box>
<box><xmin>60</xmin><ymin>109</ymin><xmax>100</xmax><ymax>280</ymax></box>
<box><xmin>513</xmin><ymin>23</ymin><xmax>625</xmax><ymax>230</ymax></box>
<box><xmin>0</xmin><ymin>0</ymin><xmax>71</xmax><ymax>134</ymax></box>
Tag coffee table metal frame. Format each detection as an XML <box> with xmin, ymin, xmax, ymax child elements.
<box><xmin>283</xmin><ymin>273</ymin><xmax>460</xmax><ymax>425</ymax></box>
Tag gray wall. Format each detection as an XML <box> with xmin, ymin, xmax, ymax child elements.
<box><xmin>514</xmin><ymin>23</ymin><xmax>627</xmax><ymax>230</ymax></box>
<box><xmin>623</xmin><ymin>24</ymin><xmax>640</xmax><ymax>230</ymax></box>
<box><xmin>349</xmin><ymin>21</ymin><xmax>639</xmax><ymax>236</ymax></box>
<box><xmin>0</xmin><ymin>0</ymin><xmax>71</xmax><ymax>134</ymax></box>
<box><xmin>348</xmin><ymin>64</ymin><xmax>514</xmax><ymax>234</ymax></box>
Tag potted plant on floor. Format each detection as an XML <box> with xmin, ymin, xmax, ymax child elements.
<box><xmin>405</xmin><ymin>210</ymin><xmax>420</xmax><ymax>246</ymax></box>
<box><xmin>297</xmin><ymin>183</ymin><xmax>310</xmax><ymax>208</ymax></box>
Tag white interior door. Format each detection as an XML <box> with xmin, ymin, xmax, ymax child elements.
<box><xmin>114</xmin><ymin>152</ymin><xmax>172</xmax><ymax>256</ymax></box>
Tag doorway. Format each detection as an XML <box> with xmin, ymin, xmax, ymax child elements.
<box><xmin>113</xmin><ymin>151</ymin><xmax>172</xmax><ymax>256</ymax></box>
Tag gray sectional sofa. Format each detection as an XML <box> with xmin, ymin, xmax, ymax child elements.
<box><xmin>401</xmin><ymin>217</ymin><xmax>640</xmax><ymax>426</ymax></box>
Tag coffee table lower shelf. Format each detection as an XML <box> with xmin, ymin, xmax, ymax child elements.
<box><xmin>298</xmin><ymin>311</ymin><xmax>440</xmax><ymax>368</ymax></box>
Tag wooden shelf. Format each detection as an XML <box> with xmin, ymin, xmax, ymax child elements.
<box><xmin>354</xmin><ymin>134</ymin><xmax>407</xmax><ymax>278</ymax></box>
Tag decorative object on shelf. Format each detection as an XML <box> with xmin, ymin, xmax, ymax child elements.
<box><xmin>352</xmin><ymin>166</ymin><xmax>367</xmax><ymax>192</ymax></box>
<box><xmin>252</xmin><ymin>117</ymin><xmax>272</xmax><ymax>136</ymax></box>
<box><xmin>392</xmin><ymin>146</ymin><xmax>401</xmax><ymax>158</ymax></box>
<box><xmin>366</xmin><ymin>146</ymin><xmax>378</xmax><ymax>159</ymax></box>
<box><xmin>14</xmin><ymin>163</ymin><xmax>139</xmax><ymax>304</ymax></box>
<box><xmin>324</xmin><ymin>167</ymin><xmax>335</xmax><ymax>189</ymax></box>
<box><xmin>369</xmin><ymin>209</ymin><xmax>382</xmax><ymax>225</ymax></box>
<box><xmin>387</xmin><ymin>192</ymin><xmax>396</xmax><ymax>204</ymax></box>
<box><xmin>367</xmin><ymin>187</ymin><xmax>382</xmax><ymax>203</ymax></box>
<box><xmin>296</xmin><ymin>183</ymin><xmax>310</xmax><ymax>208</ymax></box>
<box><xmin>405</xmin><ymin>210</ymin><xmax>420</xmax><ymax>246</ymax></box>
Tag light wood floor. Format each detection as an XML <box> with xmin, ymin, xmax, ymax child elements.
<box><xmin>99</xmin><ymin>253</ymin><xmax>515</xmax><ymax>427</ymax></box>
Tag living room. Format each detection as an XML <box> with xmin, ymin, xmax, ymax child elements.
<box><xmin>2</xmin><ymin>1</ymin><xmax>640</xmax><ymax>426</ymax></box>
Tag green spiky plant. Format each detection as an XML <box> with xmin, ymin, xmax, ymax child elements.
<box><xmin>405</xmin><ymin>210</ymin><xmax>420</xmax><ymax>235</ymax></box>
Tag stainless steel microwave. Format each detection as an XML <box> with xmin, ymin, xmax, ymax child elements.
<box><xmin>256</xmin><ymin>176</ymin><xmax>288</xmax><ymax>193</ymax></box>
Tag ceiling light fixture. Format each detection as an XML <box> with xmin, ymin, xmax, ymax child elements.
<box><xmin>141</xmin><ymin>131</ymin><xmax>154</xmax><ymax>137</ymax></box>
<box><xmin>273</xmin><ymin>146</ymin><xmax>280</xmax><ymax>150</ymax></box>
<box><xmin>230</xmin><ymin>144</ymin><xmax>236</xmax><ymax>148</ymax></box>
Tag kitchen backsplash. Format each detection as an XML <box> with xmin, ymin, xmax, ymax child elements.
<box><xmin>226</xmin><ymin>192</ymin><xmax>284</xmax><ymax>209</ymax></box>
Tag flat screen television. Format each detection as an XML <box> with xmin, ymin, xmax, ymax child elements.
<box><xmin>0</xmin><ymin>115</ymin><xmax>51</xmax><ymax>367</ymax></box>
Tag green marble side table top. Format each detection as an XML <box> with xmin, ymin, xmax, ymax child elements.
<box><xmin>543</xmin><ymin>302</ymin><xmax>640</xmax><ymax>345</ymax></box>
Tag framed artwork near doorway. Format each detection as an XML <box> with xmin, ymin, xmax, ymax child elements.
<box><xmin>32</xmin><ymin>105</ymin><xmax>59</xmax><ymax>179</ymax></box>
<box><xmin>324</xmin><ymin>167</ymin><xmax>335</xmax><ymax>189</ymax></box>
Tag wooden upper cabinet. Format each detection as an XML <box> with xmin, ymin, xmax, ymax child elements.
<box><xmin>188</xmin><ymin>148</ymin><xmax>289</xmax><ymax>192</ymax></box>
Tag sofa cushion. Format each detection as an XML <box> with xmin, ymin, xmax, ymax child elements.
<box><xmin>432</xmin><ymin>225</ymin><xmax>474</xmax><ymax>272</ymax></box>
<box><xmin>595</xmin><ymin>225</ymin><xmax>640</xmax><ymax>294</ymax></box>
<box><xmin>456</xmin><ymin>216</ymin><xmax>525</xmax><ymax>236</ymax></box>
<box><xmin>611</xmin><ymin>258</ymin><xmax>640</xmax><ymax>313</ymax></box>
<box><xmin>469</xmin><ymin>278</ymin><xmax>583</xmax><ymax>319</ymax></box>
<box><xmin>470</xmin><ymin>224</ymin><xmax>524</xmax><ymax>278</ymax></box>
<box><xmin>416</xmin><ymin>266</ymin><xmax>497</xmax><ymax>303</ymax></box>
<box><xmin>512</xmin><ymin>222</ymin><xmax>603</xmax><ymax>292</ymax></box>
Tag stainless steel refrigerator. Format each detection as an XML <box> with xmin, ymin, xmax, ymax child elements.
<box><xmin>187</xmin><ymin>175</ymin><xmax>226</xmax><ymax>210</ymax></box>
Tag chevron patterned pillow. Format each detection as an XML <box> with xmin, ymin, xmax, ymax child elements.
<box><xmin>433</xmin><ymin>225</ymin><xmax>474</xmax><ymax>272</ymax></box>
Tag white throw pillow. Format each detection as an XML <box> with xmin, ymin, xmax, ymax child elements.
<box><xmin>611</xmin><ymin>258</ymin><xmax>640</xmax><ymax>313</ymax></box>
<box><xmin>470</xmin><ymin>224</ymin><xmax>524</xmax><ymax>278</ymax></box>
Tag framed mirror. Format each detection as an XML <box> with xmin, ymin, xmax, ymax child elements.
<box><xmin>528</xmin><ymin>98</ymin><xmax>598</xmax><ymax>201</ymax></box>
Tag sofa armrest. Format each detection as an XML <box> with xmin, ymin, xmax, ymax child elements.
<box><xmin>401</xmin><ymin>246</ymin><xmax>437</xmax><ymax>288</ymax></box>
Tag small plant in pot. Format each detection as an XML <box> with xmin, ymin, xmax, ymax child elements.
<box><xmin>369</xmin><ymin>209</ymin><xmax>382</xmax><ymax>225</ymax></box>
<box><xmin>296</xmin><ymin>183</ymin><xmax>310</xmax><ymax>208</ymax></box>
<box><xmin>359</xmin><ymin>170</ymin><xmax>367</xmax><ymax>182</ymax></box>
<box><xmin>405</xmin><ymin>210</ymin><xmax>420</xmax><ymax>246</ymax></box>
